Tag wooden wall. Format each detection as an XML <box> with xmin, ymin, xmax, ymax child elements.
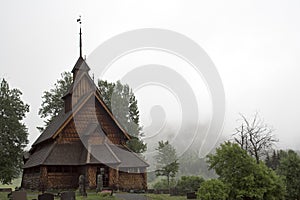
<box><xmin>59</xmin><ymin>96</ymin><xmax>127</xmax><ymax>146</ymax></box>
<box><xmin>47</xmin><ymin>172</ymin><xmax>79</xmax><ymax>189</ymax></box>
<box><xmin>118</xmin><ymin>172</ymin><xmax>147</xmax><ymax>190</ymax></box>
<box><xmin>21</xmin><ymin>170</ymin><xmax>40</xmax><ymax>190</ymax></box>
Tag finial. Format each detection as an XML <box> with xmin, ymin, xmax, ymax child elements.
<box><xmin>77</xmin><ymin>16</ymin><xmax>82</xmax><ymax>58</ymax></box>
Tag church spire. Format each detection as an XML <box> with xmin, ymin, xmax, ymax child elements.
<box><xmin>77</xmin><ymin>16</ymin><xmax>82</xmax><ymax>58</ymax></box>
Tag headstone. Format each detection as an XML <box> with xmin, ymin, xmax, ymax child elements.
<box><xmin>78</xmin><ymin>174</ymin><xmax>87</xmax><ymax>196</ymax></box>
<box><xmin>170</xmin><ymin>188</ymin><xmax>179</xmax><ymax>196</ymax></box>
<box><xmin>38</xmin><ymin>193</ymin><xmax>54</xmax><ymax>200</ymax></box>
<box><xmin>11</xmin><ymin>191</ymin><xmax>27</xmax><ymax>200</ymax></box>
<box><xmin>96</xmin><ymin>174</ymin><xmax>103</xmax><ymax>193</ymax></box>
<box><xmin>60</xmin><ymin>191</ymin><xmax>75</xmax><ymax>200</ymax></box>
<box><xmin>147</xmin><ymin>189</ymin><xmax>154</xmax><ymax>193</ymax></box>
<box><xmin>186</xmin><ymin>192</ymin><xmax>197</xmax><ymax>199</ymax></box>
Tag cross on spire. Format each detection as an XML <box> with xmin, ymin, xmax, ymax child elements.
<box><xmin>77</xmin><ymin>16</ymin><xmax>82</xmax><ymax>58</ymax></box>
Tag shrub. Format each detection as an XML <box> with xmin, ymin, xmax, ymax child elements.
<box><xmin>176</xmin><ymin>176</ymin><xmax>204</xmax><ymax>194</ymax></box>
<box><xmin>197</xmin><ymin>179</ymin><xmax>228</xmax><ymax>200</ymax></box>
<box><xmin>153</xmin><ymin>179</ymin><xmax>176</xmax><ymax>190</ymax></box>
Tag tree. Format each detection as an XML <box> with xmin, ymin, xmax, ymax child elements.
<box><xmin>155</xmin><ymin>141</ymin><xmax>179</xmax><ymax>189</ymax></box>
<box><xmin>0</xmin><ymin>79</ymin><xmax>29</xmax><ymax>184</ymax></box>
<box><xmin>98</xmin><ymin>80</ymin><xmax>146</xmax><ymax>153</ymax></box>
<box><xmin>277</xmin><ymin>150</ymin><xmax>300</xmax><ymax>200</ymax></box>
<box><xmin>197</xmin><ymin>179</ymin><xmax>229</xmax><ymax>200</ymax></box>
<box><xmin>178</xmin><ymin>149</ymin><xmax>217</xmax><ymax>178</ymax></box>
<box><xmin>265</xmin><ymin>150</ymin><xmax>281</xmax><ymax>170</ymax></box>
<box><xmin>233</xmin><ymin>113</ymin><xmax>278</xmax><ymax>163</ymax></box>
<box><xmin>38</xmin><ymin>72</ymin><xmax>72</xmax><ymax>130</ymax></box>
<box><xmin>39</xmin><ymin>73</ymin><xmax>146</xmax><ymax>153</ymax></box>
<box><xmin>176</xmin><ymin>176</ymin><xmax>205</xmax><ymax>194</ymax></box>
<box><xmin>208</xmin><ymin>142</ymin><xmax>285</xmax><ymax>200</ymax></box>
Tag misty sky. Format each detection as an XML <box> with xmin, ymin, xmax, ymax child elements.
<box><xmin>1</xmin><ymin>0</ymin><xmax>300</xmax><ymax>151</ymax></box>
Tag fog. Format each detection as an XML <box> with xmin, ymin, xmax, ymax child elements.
<box><xmin>1</xmin><ymin>0</ymin><xmax>300</xmax><ymax>151</ymax></box>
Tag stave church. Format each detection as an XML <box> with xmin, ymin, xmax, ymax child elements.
<box><xmin>21</xmin><ymin>24</ymin><xmax>148</xmax><ymax>190</ymax></box>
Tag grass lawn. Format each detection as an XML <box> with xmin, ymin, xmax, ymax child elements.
<box><xmin>0</xmin><ymin>192</ymin><xmax>191</xmax><ymax>200</ymax></box>
<box><xmin>0</xmin><ymin>177</ymin><xmax>21</xmax><ymax>189</ymax></box>
<box><xmin>144</xmin><ymin>194</ymin><xmax>188</xmax><ymax>200</ymax></box>
<box><xmin>0</xmin><ymin>191</ymin><xmax>116</xmax><ymax>200</ymax></box>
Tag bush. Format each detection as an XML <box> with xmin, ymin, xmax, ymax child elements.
<box><xmin>197</xmin><ymin>179</ymin><xmax>228</xmax><ymax>200</ymax></box>
<box><xmin>153</xmin><ymin>179</ymin><xmax>176</xmax><ymax>190</ymax></box>
<box><xmin>176</xmin><ymin>176</ymin><xmax>204</xmax><ymax>194</ymax></box>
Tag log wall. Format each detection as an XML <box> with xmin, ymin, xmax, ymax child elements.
<box><xmin>118</xmin><ymin>172</ymin><xmax>147</xmax><ymax>190</ymax></box>
<box><xmin>47</xmin><ymin>172</ymin><xmax>79</xmax><ymax>189</ymax></box>
<box><xmin>21</xmin><ymin>171</ymin><xmax>40</xmax><ymax>190</ymax></box>
<box><xmin>87</xmin><ymin>165</ymin><xmax>97</xmax><ymax>189</ymax></box>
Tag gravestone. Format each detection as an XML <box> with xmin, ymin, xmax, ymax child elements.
<box><xmin>78</xmin><ymin>174</ymin><xmax>87</xmax><ymax>196</ymax></box>
<box><xmin>11</xmin><ymin>191</ymin><xmax>27</xmax><ymax>200</ymax></box>
<box><xmin>96</xmin><ymin>174</ymin><xmax>103</xmax><ymax>193</ymax></box>
<box><xmin>186</xmin><ymin>192</ymin><xmax>197</xmax><ymax>199</ymax></box>
<box><xmin>38</xmin><ymin>193</ymin><xmax>54</xmax><ymax>200</ymax></box>
<box><xmin>60</xmin><ymin>191</ymin><xmax>75</xmax><ymax>200</ymax></box>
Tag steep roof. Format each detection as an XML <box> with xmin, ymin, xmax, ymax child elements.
<box><xmin>33</xmin><ymin>57</ymin><xmax>132</xmax><ymax>146</ymax></box>
<box><xmin>23</xmin><ymin>142</ymin><xmax>55</xmax><ymax>168</ymax></box>
<box><xmin>109</xmin><ymin>144</ymin><xmax>149</xmax><ymax>168</ymax></box>
<box><xmin>43</xmin><ymin>142</ymin><xmax>87</xmax><ymax>166</ymax></box>
<box><xmin>71</xmin><ymin>56</ymin><xmax>90</xmax><ymax>73</ymax></box>
<box><xmin>33</xmin><ymin>91</ymin><xmax>93</xmax><ymax>146</ymax></box>
<box><xmin>24</xmin><ymin>142</ymin><xmax>148</xmax><ymax>168</ymax></box>
<box><xmin>26</xmin><ymin>56</ymin><xmax>149</xmax><ymax>169</ymax></box>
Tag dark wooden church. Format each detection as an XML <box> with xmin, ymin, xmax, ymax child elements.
<box><xmin>21</xmin><ymin>26</ymin><xmax>148</xmax><ymax>190</ymax></box>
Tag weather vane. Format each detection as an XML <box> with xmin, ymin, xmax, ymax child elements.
<box><xmin>77</xmin><ymin>15</ymin><xmax>82</xmax><ymax>57</ymax></box>
<box><xmin>77</xmin><ymin>15</ymin><xmax>82</xmax><ymax>25</ymax></box>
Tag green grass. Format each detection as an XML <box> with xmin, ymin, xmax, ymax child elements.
<box><xmin>0</xmin><ymin>178</ymin><xmax>21</xmax><ymax>189</ymax></box>
<box><xmin>0</xmin><ymin>192</ymin><xmax>9</xmax><ymax>199</ymax></box>
<box><xmin>144</xmin><ymin>194</ymin><xmax>188</xmax><ymax>200</ymax></box>
<box><xmin>0</xmin><ymin>191</ymin><xmax>116</xmax><ymax>200</ymax></box>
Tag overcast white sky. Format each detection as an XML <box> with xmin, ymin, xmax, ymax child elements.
<box><xmin>1</xmin><ymin>0</ymin><xmax>300</xmax><ymax>150</ymax></box>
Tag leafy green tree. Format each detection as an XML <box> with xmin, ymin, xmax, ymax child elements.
<box><xmin>38</xmin><ymin>72</ymin><xmax>72</xmax><ymax>130</ymax></box>
<box><xmin>208</xmin><ymin>142</ymin><xmax>285</xmax><ymax>200</ymax></box>
<box><xmin>0</xmin><ymin>79</ymin><xmax>29</xmax><ymax>184</ymax></box>
<box><xmin>277</xmin><ymin>150</ymin><xmax>300</xmax><ymax>200</ymax></box>
<box><xmin>176</xmin><ymin>176</ymin><xmax>205</xmax><ymax>194</ymax></box>
<box><xmin>197</xmin><ymin>179</ymin><xmax>229</xmax><ymax>200</ymax></box>
<box><xmin>155</xmin><ymin>141</ymin><xmax>179</xmax><ymax>189</ymax></box>
<box><xmin>98</xmin><ymin>80</ymin><xmax>146</xmax><ymax>153</ymax></box>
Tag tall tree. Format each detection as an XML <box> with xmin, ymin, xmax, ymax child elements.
<box><xmin>265</xmin><ymin>150</ymin><xmax>281</xmax><ymax>170</ymax></box>
<box><xmin>98</xmin><ymin>80</ymin><xmax>146</xmax><ymax>153</ymax></box>
<box><xmin>233</xmin><ymin>113</ymin><xmax>278</xmax><ymax>163</ymax></box>
<box><xmin>208</xmin><ymin>142</ymin><xmax>286</xmax><ymax>200</ymax></box>
<box><xmin>277</xmin><ymin>150</ymin><xmax>300</xmax><ymax>200</ymax></box>
<box><xmin>0</xmin><ymin>79</ymin><xmax>29</xmax><ymax>184</ymax></box>
<box><xmin>38</xmin><ymin>72</ymin><xmax>72</xmax><ymax>130</ymax></box>
<box><xmin>155</xmin><ymin>140</ymin><xmax>179</xmax><ymax>189</ymax></box>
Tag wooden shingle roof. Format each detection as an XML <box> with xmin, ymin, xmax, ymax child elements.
<box><xmin>24</xmin><ymin>142</ymin><xmax>148</xmax><ymax>168</ymax></box>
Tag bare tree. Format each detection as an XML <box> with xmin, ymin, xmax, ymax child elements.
<box><xmin>233</xmin><ymin>113</ymin><xmax>278</xmax><ymax>163</ymax></box>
